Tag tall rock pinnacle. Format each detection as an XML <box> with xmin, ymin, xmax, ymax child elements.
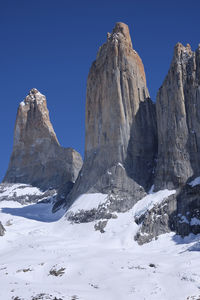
<box><xmin>3</xmin><ymin>88</ymin><xmax>83</xmax><ymax>191</ymax></box>
<box><xmin>155</xmin><ymin>43</ymin><xmax>200</xmax><ymax>190</ymax></box>
<box><xmin>67</xmin><ymin>22</ymin><xmax>157</xmax><ymax>209</ymax></box>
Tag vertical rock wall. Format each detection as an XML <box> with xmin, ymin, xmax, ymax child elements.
<box><xmin>68</xmin><ymin>23</ymin><xmax>157</xmax><ymax>209</ymax></box>
<box><xmin>155</xmin><ymin>43</ymin><xmax>200</xmax><ymax>190</ymax></box>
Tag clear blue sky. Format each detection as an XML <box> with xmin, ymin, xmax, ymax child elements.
<box><xmin>0</xmin><ymin>0</ymin><xmax>200</xmax><ymax>181</ymax></box>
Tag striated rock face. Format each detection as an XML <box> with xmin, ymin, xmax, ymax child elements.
<box><xmin>66</xmin><ymin>22</ymin><xmax>157</xmax><ymax>215</ymax></box>
<box><xmin>3</xmin><ymin>88</ymin><xmax>82</xmax><ymax>192</ymax></box>
<box><xmin>140</xmin><ymin>42</ymin><xmax>200</xmax><ymax>243</ymax></box>
<box><xmin>155</xmin><ymin>43</ymin><xmax>200</xmax><ymax>190</ymax></box>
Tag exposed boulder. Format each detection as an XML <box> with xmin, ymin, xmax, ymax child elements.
<box><xmin>155</xmin><ymin>43</ymin><xmax>200</xmax><ymax>190</ymax></box>
<box><xmin>64</xmin><ymin>22</ymin><xmax>157</xmax><ymax>216</ymax></box>
<box><xmin>0</xmin><ymin>221</ymin><xmax>5</xmax><ymax>236</ymax></box>
<box><xmin>3</xmin><ymin>88</ymin><xmax>82</xmax><ymax>193</ymax></box>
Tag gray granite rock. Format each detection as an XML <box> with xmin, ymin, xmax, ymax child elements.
<box><xmin>134</xmin><ymin>193</ymin><xmax>177</xmax><ymax>244</ymax></box>
<box><xmin>0</xmin><ymin>221</ymin><xmax>5</xmax><ymax>236</ymax></box>
<box><xmin>63</xmin><ymin>23</ymin><xmax>157</xmax><ymax>216</ymax></box>
<box><xmin>155</xmin><ymin>43</ymin><xmax>200</xmax><ymax>190</ymax></box>
<box><xmin>174</xmin><ymin>183</ymin><xmax>200</xmax><ymax>237</ymax></box>
<box><xmin>3</xmin><ymin>89</ymin><xmax>82</xmax><ymax>194</ymax></box>
<box><xmin>134</xmin><ymin>183</ymin><xmax>200</xmax><ymax>244</ymax></box>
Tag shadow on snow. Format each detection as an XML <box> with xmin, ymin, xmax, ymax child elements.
<box><xmin>1</xmin><ymin>202</ymin><xmax>65</xmax><ymax>223</ymax></box>
<box><xmin>172</xmin><ymin>233</ymin><xmax>200</xmax><ymax>252</ymax></box>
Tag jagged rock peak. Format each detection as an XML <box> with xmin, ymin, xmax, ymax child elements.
<box><xmin>22</xmin><ymin>88</ymin><xmax>48</xmax><ymax>107</ymax></box>
<box><xmin>173</xmin><ymin>42</ymin><xmax>192</xmax><ymax>56</ymax></box>
<box><xmin>14</xmin><ymin>88</ymin><xmax>59</xmax><ymax>148</ymax></box>
<box><xmin>3</xmin><ymin>89</ymin><xmax>83</xmax><ymax>192</ymax></box>
<box><xmin>64</xmin><ymin>22</ymin><xmax>157</xmax><ymax>217</ymax></box>
<box><xmin>155</xmin><ymin>43</ymin><xmax>200</xmax><ymax>190</ymax></box>
<box><xmin>97</xmin><ymin>22</ymin><xmax>146</xmax><ymax>85</ymax></box>
<box><xmin>106</xmin><ymin>22</ymin><xmax>133</xmax><ymax>48</ymax></box>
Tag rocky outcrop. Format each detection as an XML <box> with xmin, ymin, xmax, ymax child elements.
<box><xmin>175</xmin><ymin>182</ymin><xmax>200</xmax><ymax>236</ymax></box>
<box><xmin>155</xmin><ymin>43</ymin><xmax>200</xmax><ymax>190</ymax></box>
<box><xmin>0</xmin><ymin>183</ymin><xmax>57</xmax><ymax>204</ymax></box>
<box><xmin>0</xmin><ymin>221</ymin><xmax>5</xmax><ymax>236</ymax></box>
<box><xmin>65</xmin><ymin>22</ymin><xmax>157</xmax><ymax>216</ymax></box>
<box><xmin>134</xmin><ymin>180</ymin><xmax>200</xmax><ymax>244</ymax></box>
<box><xmin>135</xmin><ymin>43</ymin><xmax>200</xmax><ymax>243</ymax></box>
<box><xmin>134</xmin><ymin>192</ymin><xmax>177</xmax><ymax>244</ymax></box>
<box><xmin>3</xmin><ymin>89</ymin><xmax>82</xmax><ymax>192</ymax></box>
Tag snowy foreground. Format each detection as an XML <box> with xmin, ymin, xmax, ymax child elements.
<box><xmin>0</xmin><ymin>193</ymin><xmax>200</xmax><ymax>300</ymax></box>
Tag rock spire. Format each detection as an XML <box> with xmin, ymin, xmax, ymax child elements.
<box><xmin>155</xmin><ymin>43</ymin><xmax>200</xmax><ymax>190</ymax></box>
<box><xmin>3</xmin><ymin>88</ymin><xmax>82</xmax><ymax>192</ymax></box>
<box><xmin>66</xmin><ymin>22</ymin><xmax>157</xmax><ymax>211</ymax></box>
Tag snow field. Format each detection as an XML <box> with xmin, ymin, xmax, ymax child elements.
<box><xmin>0</xmin><ymin>190</ymin><xmax>200</xmax><ymax>300</ymax></box>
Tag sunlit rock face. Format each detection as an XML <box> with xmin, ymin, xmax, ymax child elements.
<box><xmin>3</xmin><ymin>88</ymin><xmax>82</xmax><ymax>192</ymax></box>
<box><xmin>155</xmin><ymin>43</ymin><xmax>200</xmax><ymax>190</ymax></box>
<box><xmin>67</xmin><ymin>22</ymin><xmax>157</xmax><ymax>213</ymax></box>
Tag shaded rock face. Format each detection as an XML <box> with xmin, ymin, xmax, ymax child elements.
<box><xmin>3</xmin><ymin>89</ymin><xmax>82</xmax><ymax>192</ymax></box>
<box><xmin>175</xmin><ymin>184</ymin><xmax>200</xmax><ymax>236</ymax></box>
<box><xmin>136</xmin><ymin>43</ymin><xmax>200</xmax><ymax>243</ymax></box>
<box><xmin>67</xmin><ymin>22</ymin><xmax>157</xmax><ymax>211</ymax></box>
<box><xmin>155</xmin><ymin>43</ymin><xmax>200</xmax><ymax>190</ymax></box>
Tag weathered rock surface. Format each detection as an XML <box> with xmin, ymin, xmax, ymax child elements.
<box><xmin>134</xmin><ymin>182</ymin><xmax>200</xmax><ymax>244</ymax></box>
<box><xmin>175</xmin><ymin>183</ymin><xmax>200</xmax><ymax>236</ymax></box>
<box><xmin>3</xmin><ymin>88</ymin><xmax>82</xmax><ymax>192</ymax></box>
<box><xmin>0</xmin><ymin>221</ymin><xmax>5</xmax><ymax>236</ymax></box>
<box><xmin>65</xmin><ymin>22</ymin><xmax>157</xmax><ymax>215</ymax></box>
<box><xmin>134</xmin><ymin>193</ymin><xmax>177</xmax><ymax>244</ymax></box>
<box><xmin>155</xmin><ymin>43</ymin><xmax>200</xmax><ymax>190</ymax></box>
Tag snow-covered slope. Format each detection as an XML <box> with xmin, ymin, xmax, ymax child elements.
<box><xmin>0</xmin><ymin>191</ymin><xmax>200</xmax><ymax>300</ymax></box>
<box><xmin>0</xmin><ymin>183</ymin><xmax>57</xmax><ymax>204</ymax></box>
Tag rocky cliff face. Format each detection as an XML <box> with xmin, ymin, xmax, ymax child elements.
<box><xmin>3</xmin><ymin>24</ymin><xmax>200</xmax><ymax>244</ymax></box>
<box><xmin>155</xmin><ymin>43</ymin><xmax>200</xmax><ymax>190</ymax></box>
<box><xmin>64</xmin><ymin>22</ymin><xmax>157</xmax><ymax>218</ymax></box>
<box><xmin>3</xmin><ymin>88</ymin><xmax>82</xmax><ymax>192</ymax></box>
<box><xmin>136</xmin><ymin>43</ymin><xmax>200</xmax><ymax>243</ymax></box>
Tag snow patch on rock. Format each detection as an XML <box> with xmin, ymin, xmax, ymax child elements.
<box><xmin>133</xmin><ymin>189</ymin><xmax>176</xmax><ymax>219</ymax></box>
<box><xmin>68</xmin><ymin>193</ymin><xmax>108</xmax><ymax>213</ymax></box>
<box><xmin>0</xmin><ymin>184</ymin><xmax>43</xmax><ymax>199</ymax></box>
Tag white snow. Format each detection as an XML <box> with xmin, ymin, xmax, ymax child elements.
<box><xmin>133</xmin><ymin>189</ymin><xmax>176</xmax><ymax>218</ymax></box>
<box><xmin>117</xmin><ymin>162</ymin><xmax>125</xmax><ymax>169</ymax></box>
<box><xmin>188</xmin><ymin>176</ymin><xmax>200</xmax><ymax>187</ymax></box>
<box><xmin>0</xmin><ymin>190</ymin><xmax>200</xmax><ymax>300</ymax></box>
<box><xmin>20</xmin><ymin>101</ymin><xmax>25</xmax><ymax>106</ymax></box>
<box><xmin>0</xmin><ymin>184</ymin><xmax>43</xmax><ymax>198</ymax></box>
<box><xmin>67</xmin><ymin>193</ymin><xmax>108</xmax><ymax>213</ymax></box>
